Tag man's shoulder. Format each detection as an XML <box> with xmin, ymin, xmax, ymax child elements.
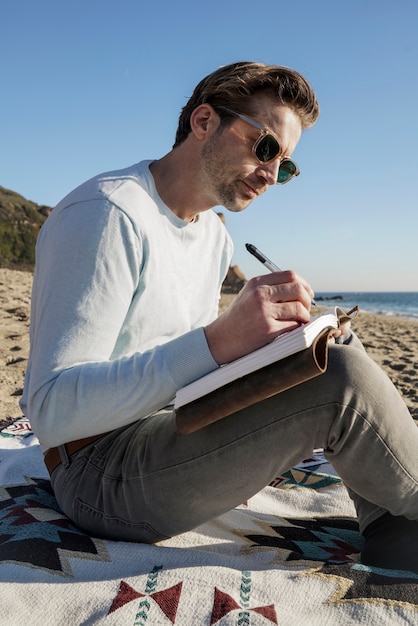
<box><xmin>96</xmin><ymin>160</ymin><xmax>154</xmax><ymax>195</ymax></box>
<box><xmin>55</xmin><ymin>161</ymin><xmax>153</xmax><ymax>211</ymax></box>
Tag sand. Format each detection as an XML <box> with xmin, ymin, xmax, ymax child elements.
<box><xmin>0</xmin><ymin>269</ymin><xmax>32</xmax><ymax>428</ymax></box>
<box><xmin>1</xmin><ymin>269</ymin><xmax>417</xmax><ymax>428</ymax></box>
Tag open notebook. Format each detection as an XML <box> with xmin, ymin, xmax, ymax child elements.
<box><xmin>175</xmin><ymin>306</ymin><xmax>358</xmax><ymax>434</ymax></box>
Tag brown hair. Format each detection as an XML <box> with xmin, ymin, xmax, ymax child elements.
<box><xmin>173</xmin><ymin>61</ymin><xmax>320</xmax><ymax>148</ymax></box>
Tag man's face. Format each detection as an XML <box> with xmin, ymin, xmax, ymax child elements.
<box><xmin>199</xmin><ymin>97</ymin><xmax>302</xmax><ymax>213</ymax></box>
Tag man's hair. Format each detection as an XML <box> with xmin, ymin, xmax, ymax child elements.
<box><xmin>173</xmin><ymin>61</ymin><xmax>320</xmax><ymax>148</ymax></box>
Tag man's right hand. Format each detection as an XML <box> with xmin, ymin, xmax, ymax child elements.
<box><xmin>204</xmin><ymin>270</ymin><xmax>314</xmax><ymax>365</ymax></box>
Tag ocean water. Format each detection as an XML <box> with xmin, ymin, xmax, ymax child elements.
<box><xmin>315</xmin><ymin>292</ymin><xmax>418</xmax><ymax>320</ymax></box>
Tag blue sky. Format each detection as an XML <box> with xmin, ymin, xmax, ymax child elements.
<box><xmin>1</xmin><ymin>0</ymin><xmax>417</xmax><ymax>292</ymax></box>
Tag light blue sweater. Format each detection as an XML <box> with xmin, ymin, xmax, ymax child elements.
<box><xmin>21</xmin><ymin>161</ymin><xmax>233</xmax><ymax>447</ymax></box>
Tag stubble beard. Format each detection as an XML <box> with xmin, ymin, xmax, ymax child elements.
<box><xmin>200</xmin><ymin>133</ymin><xmax>250</xmax><ymax>213</ymax></box>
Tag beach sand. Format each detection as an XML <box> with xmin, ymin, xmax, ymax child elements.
<box><xmin>1</xmin><ymin>269</ymin><xmax>417</xmax><ymax>428</ymax></box>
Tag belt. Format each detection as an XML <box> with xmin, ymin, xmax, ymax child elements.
<box><xmin>43</xmin><ymin>432</ymin><xmax>110</xmax><ymax>476</ymax></box>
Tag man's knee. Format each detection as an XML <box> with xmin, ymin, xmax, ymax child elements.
<box><xmin>327</xmin><ymin>341</ymin><xmax>397</xmax><ymax>411</ymax></box>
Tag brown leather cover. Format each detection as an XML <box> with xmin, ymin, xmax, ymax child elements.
<box><xmin>176</xmin><ymin>327</ymin><xmax>331</xmax><ymax>435</ymax></box>
<box><xmin>175</xmin><ymin>307</ymin><xmax>358</xmax><ymax>435</ymax></box>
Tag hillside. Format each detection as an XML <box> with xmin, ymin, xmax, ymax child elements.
<box><xmin>0</xmin><ymin>186</ymin><xmax>51</xmax><ymax>267</ymax></box>
<box><xmin>0</xmin><ymin>187</ymin><xmax>245</xmax><ymax>291</ymax></box>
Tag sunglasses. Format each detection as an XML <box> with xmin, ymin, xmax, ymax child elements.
<box><xmin>216</xmin><ymin>106</ymin><xmax>300</xmax><ymax>185</ymax></box>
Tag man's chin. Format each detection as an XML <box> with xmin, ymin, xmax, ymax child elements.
<box><xmin>223</xmin><ymin>197</ymin><xmax>254</xmax><ymax>213</ymax></box>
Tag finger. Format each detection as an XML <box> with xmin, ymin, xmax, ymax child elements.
<box><xmin>261</xmin><ymin>270</ymin><xmax>315</xmax><ymax>305</ymax></box>
<box><xmin>339</xmin><ymin>321</ymin><xmax>351</xmax><ymax>335</ymax></box>
<box><xmin>270</xmin><ymin>300</ymin><xmax>311</xmax><ymax>326</ymax></box>
<box><xmin>268</xmin><ymin>282</ymin><xmax>313</xmax><ymax>311</ymax></box>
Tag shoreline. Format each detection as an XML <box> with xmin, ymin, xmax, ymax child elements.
<box><xmin>1</xmin><ymin>269</ymin><xmax>417</xmax><ymax>426</ymax></box>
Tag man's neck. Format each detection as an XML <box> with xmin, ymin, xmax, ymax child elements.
<box><xmin>149</xmin><ymin>149</ymin><xmax>215</xmax><ymax>222</ymax></box>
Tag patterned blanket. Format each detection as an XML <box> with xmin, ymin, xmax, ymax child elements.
<box><xmin>0</xmin><ymin>422</ymin><xmax>417</xmax><ymax>625</ymax></box>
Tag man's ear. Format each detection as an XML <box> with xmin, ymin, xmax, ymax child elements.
<box><xmin>190</xmin><ymin>104</ymin><xmax>219</xmax><ymax>140</ymax></box>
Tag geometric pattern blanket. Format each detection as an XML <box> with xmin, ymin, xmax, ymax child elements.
<box><xmin>1</xmin><ymin>424</ymin><xmax>417</xmax><ymax>625</ymax></box>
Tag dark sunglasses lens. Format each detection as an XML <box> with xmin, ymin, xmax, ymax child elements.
<box><xmin>277</xmin><ymin>160</ymin><xmax>298</xmax><ymax>184</ymax></box>
<box><xmin>255</xmin><ymin>134</ymin><xmax>280</xmax><ymax>162</ymax></box>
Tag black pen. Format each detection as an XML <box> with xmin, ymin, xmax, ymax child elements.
<box><xmin>245</xmin><ymin>243</ymin><xmax>317</xmax><ymax>306</ymax></box>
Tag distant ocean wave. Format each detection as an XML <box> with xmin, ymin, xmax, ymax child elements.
<box><xmin>315</xmin><ymin>292</ymin><xmax>418</xmax><ymax>320</ymax></box>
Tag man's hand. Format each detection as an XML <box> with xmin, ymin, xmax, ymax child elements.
<box><xmin>328</xmin><ymin>322</ymin><xmax>352</xmax><ymax>342</ymax></box>
<box><xmin>205</xmin><ymin>270</ymin><xmax>315</xmax><ymax>365</ymax></box>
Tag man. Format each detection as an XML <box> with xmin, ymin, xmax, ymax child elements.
<box><xmin>21</xmin><ymin>61</ymin><xmax>418</xmax><ymax>573</ymax></box>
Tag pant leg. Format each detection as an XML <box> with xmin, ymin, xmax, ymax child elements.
<box><xmin>51</xmin><ymin>332</ymin><xmax>418</xmax><ymax>542</ymax></box>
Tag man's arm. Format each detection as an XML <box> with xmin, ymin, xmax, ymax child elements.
<box><xmin>21</xmin><ymin>202</ymin><xmax>220</xmax><ymax>447</ymax></box>
<box><xmin>205</xmin><ymin>270</ymin><xmax>314</xmax><ymax>365</ymax></box>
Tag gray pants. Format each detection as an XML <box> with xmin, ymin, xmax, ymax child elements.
<box><xmin>51</xmin><ymin>331</ymin><xmax>418</xmax><ymax>543</ymax></box>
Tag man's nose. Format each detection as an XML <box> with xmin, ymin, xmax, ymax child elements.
<box><xmin>255</xmin><ymin>159</ymin><xmax>280</xmax><ymax>185</ymax></box>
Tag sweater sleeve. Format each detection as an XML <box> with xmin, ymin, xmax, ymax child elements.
<box><xmin>21</xmin><ymin>200</ymin><xmax>220</xmax><ymax>447</ymax></box>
